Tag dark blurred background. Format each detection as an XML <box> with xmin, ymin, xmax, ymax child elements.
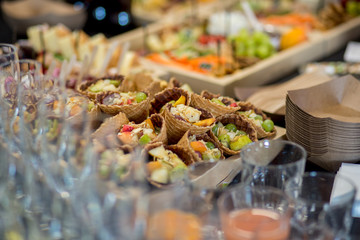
<box><xmin>0</xmin><ymin>0</ymin><xmax>138</xmax><ymax>43</ymax></box>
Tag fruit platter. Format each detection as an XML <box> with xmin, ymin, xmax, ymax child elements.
<box><xmin>112</xmin><ymin>1</ymin><xmax>360</xmax><ymax>96</ymax></box>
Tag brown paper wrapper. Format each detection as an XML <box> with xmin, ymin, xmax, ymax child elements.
<box><xmin>177</xmin><ymin>130</ymin><xmax>225</xmax><ymax>163</ymax></box>
<box><xmin>143</xmin><ymin>142</ymin><xmax>195</xmax><ymax>188</ymax></box>
<box><xmin>96</xmin><ymin>90</ymin><xmax>150</xmax><ymax>123</ymax></box>
<box><xmin>150</xmin><ymin>87</ymin><xmax>191</xmax><ymax>115</ymax></box>
<box><xmin>164</xmin><ymin>104</ymin><xmax>215</xmax><ymax>144</ymax></box>
<box><xmin>77</xmin><ymin>75</ymin><xmax>124</xmax><ymax>100</ymax></box>
<box><xmin>209</xmin><ymin>114</ymin><xmax>257</xmax><ymax>156</ymax></box>
<box><xmin>287</xmin><ymin>75</ymin><xmax>360</xmax><ymax>123</ymax></box>
<box><xmin>191</xmin><ymin>91</ymin><xmax>239</xmax><ymax>117</ymax></box>
<box><xmin>237</xmin><ymin>101</ymin><xmax>277</xmax><ymax>139</ymax></box>
<box><xmin>91</xmin><ymin>112</ymin><xmax>129</xmax><ymax>149</ymax></box>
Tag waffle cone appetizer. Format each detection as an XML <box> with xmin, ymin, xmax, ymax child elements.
<box><xmin>144</xmin><ymin>142</ymin><xmax>194</xmax><ymax>188</ymax></box>
<box><xmin>91</xmin><ymin>112</ymin><xmax>129</xmax><ymax>149</ymax></box>
<box><xmin>150</xmin><ymin>87</ymin><xmax>191</xmax><ymax>115</ymax></box>
<box><xmin>163</xmin><ymin>103</ymin><xmax>215</xmax><ymax>144</ymax></box>
<box><xmin>117</xmin><ymin>113</ymin><xmax>167</xmax><ymax>147</ymax></box>
<box><xmin>121</xmin><ymin>73</ymin><xmax>164</xmax><ymax>98</ymax></box>
<box><xmin>237</xmin><ymin>101</ymin><xmax>277</xmax><ymax>139</ymax></box>
<box><xmin>191</xmin><ymin>90</ymin><xmax>240</xmax><ymax>117</ymax></box>
<box><xmin>96</xmin><ymin>90</ymin><xmax>150</xmax><ymax>123</ymax></box>
<box><xmin>77</xmin><ymin>75</ymin><xmax>124</xmax><ymax>100</ymax></box>
<box><xmin>178</xmin><ymin>130</ymin><xmax>225</xmax><ymax>163</ymax></box>
<box><xmin>209</xmin><ymin>114</ymin><xmax>257</xmax><ymax>156</ymax></box>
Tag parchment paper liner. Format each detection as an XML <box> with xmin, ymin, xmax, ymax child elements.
<box><xmin>163</xmin><ymin>104</ymin><xmax>215</xmax><ymax>144</ymax></box>
<box><xmin>191</xmin><ymin>90</ymin><xmax>239</xmax><ymax>117</ymax></box>
<box><xmin>92</xmin><ymin>112</ymin><xmax>129</xmax><ymax>149</ymax></box>
<box><xmin>150</xmin><ymin>87</ymin><xmax>191</xmax><ymax>115</ymax></box>
<box><xmin>177</xmin><ymin>130</ymin><xmax>225</xmax><ymax>163</ymax></box>
<box><xmin>122</xmin><ymin>72</ymin><xmax>164</xmax><ymax>98</ymax></box>
<box><xmin>96</xmin><ymin>90</ymin><xmax>150</xmax><ymax>123</ymax></box>
<box><xmin>143</xmin><ymin>142</ymin><xmax>194</xmax><ymax>188</ymax></box>
<box><xmin>236</xmin><ymin>101</ymin><xmax>277</xmax><ymax>139</ymax></box>
<box><xmin>77</xmin><ymin>75</ymin><xmax>124</xmax><ymax>100</ymax></box>
<box><xmin>209</xmin><ymin>113</ymin><xmax>257</xmax><ymax>156</ymax></box>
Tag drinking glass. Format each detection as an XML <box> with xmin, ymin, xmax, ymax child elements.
<box><xmin>0</xmin><ymin>43</ymin><xmax>18</xmax><ymax>65</ymax></box>
<box><xmin>218</xmin><ymin>184</ymin><xmax>292</xmax><ymax>240</ymax></box>
<box><xmin>147</xmin><ymin>186</ymin><xmax>212</xmax><ymax>240</ymax></box>
<box><xmin>188</xmin><ymin>161</ymin><xmax>240</xmax><ymax>240</ymax></box>
<box><xmin>240</xmin><ymin>140</ymin><xmax>306</xmax><ymax>190</ymax></box>
<box><xmin>286</xmin><ymin>171</ymin><xmax>356</xmax><ymax>240</ymax></box>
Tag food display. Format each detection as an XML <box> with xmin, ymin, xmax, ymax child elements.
<box><xmin>26</xmin><ymin>24</ymin><xmax>138</xmax><ymax>76</ymax></box>
<box><xmin>3</xmin><ymin>1</ymin><xmax>360</xmax><ymax>239</ymax></box>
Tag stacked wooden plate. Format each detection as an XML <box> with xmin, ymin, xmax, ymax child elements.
<box><xmin>285</xmin><ymin>75</ymin><xmax>360</xmax><ymax>171</ymax></box>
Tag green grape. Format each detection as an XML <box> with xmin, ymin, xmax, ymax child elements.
<box><xmin>213</xmin><ymin>149</ymin><xmax>222</xmax><ymax>159</ymax></box>
<box><xmin>262</xmin><ymin>119</ymin><xmax>274</xmax><ymax>132</ymax></box>
<box><xmin>254</xmin><ymin>115</ymin><xmax>263</xmax><ymax>121</ymax></box>
<box><xmin>256</xmin><ymin>44</ymin><xmax>270</xmax><ymax>59</ymax></box>
<box><xmin>212</xmin><ymin>124</ymin><xmax>220</xmax><ymax>136</ymax></box>
<box><xmin>246</xmin><ymin>46</ymin><xmax>256</xmax><ymax>57</ymax></box>
<box><xmin>139</xmin><ymin>134</ymin><xmax>151</xmax><ymax>145</ymax></box>
<box><xmin>252</xmin><ymin>31</ymin><xmax>270</xmax><ymax>45</ymax></box>
<box><xmin>225</xmin><ymin>123</ymin><xmax>237</xmax><ymax>132</ymax></box>
<box><xmin>135</xmin><ymin>92</ymin><xmax>147</xmax><ymax>103</ymax></box>
<box><xmin>205</xmin><ymin>141</ymin><xmax>215</xmax><ymax>149</ymax></box>
<box><xmin>236</xmin><ymin>130</ymin><xmax>246</xmax><ymax>136</ymax></box>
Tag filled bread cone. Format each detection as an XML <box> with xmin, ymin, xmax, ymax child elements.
<box><xmin>191</xmin><ymin>90</ymin><xmax>240</xmax><ymax>117</ymax></box>
<box><xmin>131</xmin><ymin>73</ymin><xmax>164</xmax><ymax>98</ymax></box>
<box><xmin>150</xmin><ymin>87</ymin><xmax>191</xmax><ymax>115</ymax></box>
<box><xmin>177</xmin><ymin>130</ymin><xmax>225</xmax><ymax>163</ymax></box>
<box><xmin>237</xmin><ymin>101</ymin><xmax>277</xmax><ymax>139</ymax></box>
<box><xmin>91</xmin><ymin>112</ymin><xmax>129</xmax><ymax>148</ymax></box>
<box><xmin>96</xmin><ymin>90</ymin><xmax>150</xmax><ymax>123</ymax></box>
<box><xmin>117</xmin><ymin>113</ymin><xmax>167</xmax><ymax>147</ymax></box>
<box><xmin>143</xmin><ymin>142</ymin><xmax>194</xmax><ymax>188</ymax></box>
<box><xmin>163</xmin><ymin>104</ymin><xmax>215</xmax><ymax>144</ymax></box>
<box><xmin>77</xmin><ymin>75</ymin><xmax>124</xmax><ymax>100</ymax></box>
<box><xmin>209</xmin><ymin>113</ymin><xmax>257</xmax><ymax>156</ymax></box>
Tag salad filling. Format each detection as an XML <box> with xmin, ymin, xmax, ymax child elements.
<box><xmin>238</xmin><ymin>109</ymin><xmax>274</xmax><ymax>133</ymax></box>
<box><xmin>212</xmin><ymin>122</ymin><xmax>253</xmax><ymax>151</ymax></box>
<box><xmin>102</xmin><ymin>92</ymin><xmax>148</xmax><ymax>106</ymax></box>
<box><xmin>117</xmin><ymin>118</ymin><xmax>160</xmax><ymax>146</ymax></box>
<box><xmin>188</xmin><ymin>135</ymin><xmax>222</xmax><ymax>161</ymax></box>
<box><xmin>147</xmin><ymin>145</ymin><xmax>187</xmax><ymax>184</ymax></box>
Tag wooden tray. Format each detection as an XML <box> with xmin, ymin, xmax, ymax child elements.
<box><xmin>112</xmin><ymin>17</ymin><xmax>360</xmax><ymax>97</ymax></box>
